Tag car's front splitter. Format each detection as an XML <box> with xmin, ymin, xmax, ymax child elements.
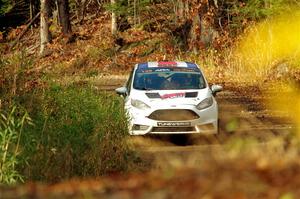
<box><xmin>127</xmin><ymin>104</ymin><xmax>218</xmax><ymax>135</ymax></box>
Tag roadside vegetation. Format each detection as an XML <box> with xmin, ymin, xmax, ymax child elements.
<box><xmin>2</xmin><ymin>88</ymin><xmax>140</xmax><ymax>183</ymax></box>
<box><xmin>0</xmin><ymin>52</ymin><xmax>141</xmax><ymax>183</ymax></box>
<box><xmin>0</xmin><ymin>0</ymin><xmax>300</xmax><ymax>197</ymax></box>
<box><xmin>21</xmin><ymin>85</ymin><xmax>139</xmax><ymax>182</ymax></box>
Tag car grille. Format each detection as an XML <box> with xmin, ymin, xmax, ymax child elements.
<box><xmin>148</xmin><ymin>109</ymin><xmax>199</xmax><ymax>121</ymax></box>
<box><xmin>152</xmin><ymin>127</ymin><xmax>195</xmax><ymax>132</ymax></box>
<box><xmin>145</xmin><ymin>92</ymin><xmax>198</xmax><ymax>99</ymax></box>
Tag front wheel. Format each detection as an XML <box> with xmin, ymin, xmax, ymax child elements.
<box><xmin>214</xmin><ymin>119</ymin><xmax>231</xmax><ymax>143</ymax></box>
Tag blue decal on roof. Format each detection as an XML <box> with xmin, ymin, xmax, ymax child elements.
<box><xmin>137</xmin><ymin>63</ymin><xmax>148</xmax><ymax>69</ymax></box>
<box><xmin>185</xmin><ymin>62</ymin><xmax>198</xmax><ymax>68</ymax></box>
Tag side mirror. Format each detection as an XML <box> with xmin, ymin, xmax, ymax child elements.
<box><xmin>115</xmin><ymin>87</ymin><xmax>128</xmax><ymax>96</ymax></box>
<box><xmin>211</xmin><ymin>85</ymin><xmax>222</xmax><ymax>95</ymax></box>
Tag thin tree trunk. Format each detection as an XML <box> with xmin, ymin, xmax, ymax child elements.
<box><xmin>184</xmin><ymin>0</ymin><xmax>190</xmax><ymax>18</ymax></box>
<box><xmin>40</xmin><ymin>0</ymin><xmax>51</xmax><ymax>55</ymax></box>
<box><xmin>189</xmin><ymin>13</ymin><xmax>201</xmax><ymax>53</ymax></box>
<box><xmin>30</xmin><ymin>0</ymin><xmax>33</xmax><ymax>30</ymax></box>
<box><xmin>137</xmin><ymin>0</ymin><xmax>140</xmax><ymax>24</ymax></box>
<box><xmin>56</xmin><ymin>0</ymin><xmax>60</xmax><ymax>25</ymax></box>
<box><xmin>77</xmin><ymin>0</ymin><xmax>87</xmax><ymax>23</ymax></box>
<box><xmin>111</xmin><ymin>0</ymin><xmax>117</xmax><ymax>35</ymax></box>
<box><xmin>177</xmin><ymin>0</ymin><xmax>184</xmax><ymax>20</ymax></box>
<box><xmin>133</xmin><ymin>0</ymin><xmax>136</xmax><ymax>25</ymax></box>
<box><xmin>80</xmin><ymin>0</ymin><xmax>87</xmax><ymax>23</ymax></box>
<box><xmin>30</xmin><ymin>0</ymin><xmax>33</xmax><ymax>20</ymax></box>
<box><xmin>57</xmin><ymin>0</ymin><xmax>72</xmax><ymax>35</ymax></box>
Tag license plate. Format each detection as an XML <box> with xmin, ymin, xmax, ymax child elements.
<box><xmin>157</xmin><ymin>122</ymin><xmax>191</xmax><ymax>127</ymax></box>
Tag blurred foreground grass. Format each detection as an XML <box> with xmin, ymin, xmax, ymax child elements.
<box><xmin>2</xmin><ymin>135</ymin><xmax>300</xmax><ymax>198</ymax></box>
<box><xmin>234</xmin><ymin>9</ymin><xmax>300</xmax><ymax>79</ymax></box>
<box><xmin>232</xmin><ymin>9</ymin><xmax>300</xmax><ymax>135</ymax></box>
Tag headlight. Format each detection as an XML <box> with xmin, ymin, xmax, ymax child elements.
<box><xmin>131</xmin><ymin>99</ymin><xmax>150</xmax><ymax>109</ymax></box>
<box><xmin>196</xmin><ymin>97</ymin><xmax>213</xmax><ymax>110</ymax></box>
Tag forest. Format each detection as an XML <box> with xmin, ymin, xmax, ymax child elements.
<box><xmin>1</xmin><ymin>0</ymin><xmax>300</xmax><ymax>198</ymax></box>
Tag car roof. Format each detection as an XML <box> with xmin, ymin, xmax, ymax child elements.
<box><xmin>136</xmin><ymin>61</ymin><xmax>199</xmax><ymax>70</ymax></box>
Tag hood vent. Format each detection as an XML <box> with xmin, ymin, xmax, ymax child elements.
<box><xmin>145</xmin><ymin>92</ymin><xmax>198</xmax><ymax>99</ymax></box>
<box><xmin>145</xmin><ymin>93</ymin><xmax>161</xmax><ymax>98</ymax></box>
<box><xmin>185</xmin><ymin>92</ymin><xmax>198</xmax><ymax>98</ymax></box>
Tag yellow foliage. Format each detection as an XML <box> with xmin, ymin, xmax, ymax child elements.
<box><xmin>234</xmin><ymin>10</ymin><xmax>300</xmax><ymax>135</ymax></box>
<box><xmin>235</xmin><ymin>10</ymin><xmax>300</xmax><ymax>77</ymax></box>
<box><xmin>268</xmin><ymin>84</ymin><xmax>300</xmax><ymax>135</ymax></box>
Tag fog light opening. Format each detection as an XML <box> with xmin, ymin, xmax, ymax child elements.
<box><xmin>196</xmin><ymin>123</ymin><xmax>214</xmax><ymax>131</ymax></box>
<box><xmin>132</xmin><ymin>125</ymin><xmax>150</xmax><ymax>131</ymax></box>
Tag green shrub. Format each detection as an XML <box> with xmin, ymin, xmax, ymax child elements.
<box><xmin>0</xmin><ymin>106</ymin><xmax>31</xmax><ymax>185</ymax></box>
<box><xmin>0</xmin><ymin>0</ymin><xmax>13</xmax><ymax>15</ymax></box>
<box><xmin>228</xmin><ymin>0</ymin><xmax>299</xmax><ymax>34</ymax></box>
<box><xmin>19</xmin><ymin>84</ymin><xmax>137</xmax><ymax>182</ymax></box>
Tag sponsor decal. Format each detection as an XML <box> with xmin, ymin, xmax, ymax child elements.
<box><xmin>157</xmin><ymin>61</ymin><xmax>178</xmax><ymax>67</ymax></box>
<box><xmin>141</xmin><ymin>69</ymin><xmax>153</xmax><ymax>73</ymax></box>
<box><xmin>154</xmin><ymin>68</ymin><xmax>171</xmax><ymax>72</ymax></box>
<box><xmin>161</xmin><ymin>92</ymin><xmax>185</xmax><ymax>99</ymax></box>
<box><xmin>157</xmin><ymin>122</ymin><xmax>191</xmax><ymax>127</ymax></box>
<box><xmin>137</xmin><ymin>68</ymin><xmax>200</xmax><ymax>73</ymax></box>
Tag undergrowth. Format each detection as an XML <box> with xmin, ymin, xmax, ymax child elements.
<box><xmin>0</xmin><ymin>51</ymin><xmax>143</xmax><ymax>183</ymax></box>
<box><xmin>0</xmin><ymin>106</ymin><xmax>31</xmax><ymax>184</ymax></box>
<box><xmin>0</xmin><ymin>84</ymin><xmax>141</xmax><ymax>184</ymax></box>
<box><xmin>18</xmin><ymin>84</ymin><xmax>139</xmax><ymax>182</ymax></box>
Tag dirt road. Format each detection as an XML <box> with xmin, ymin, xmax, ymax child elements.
<box><xmin>120</xmin><ymin>85</ymin><xmax>292</xmax><ymax>168</ymax></box>
<box><xmin>92</xmin><ymin>75</ymin><xmax>294</xmax><ymax>154</ymax></box>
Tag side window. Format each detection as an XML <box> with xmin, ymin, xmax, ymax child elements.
<box><xmin>126</xmin><ymin>69</ymin><xmax>134</xmax><ymax>94</ymax></box>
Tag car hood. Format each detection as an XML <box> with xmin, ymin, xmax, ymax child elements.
<box><xmin>130</xmin><ymin>88</ymin><xmax>212</xmax><ymax>106</ymax></box>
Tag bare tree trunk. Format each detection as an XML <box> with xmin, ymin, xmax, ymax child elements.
<box><xmin>80</xmin><ymin>0</ymin><xmax>87</xmax><ymax>22</ymax></box>
<box><xmin>189</xmin><ymin>13</ymin><xmax>201</xmax><ymax>53</ymax></box>
<box><xmin>30</xmin><ymin>0</ymin><xmax>33</xmax><ymax>20</ymax></box>
<box><xmin>177</xmin><ymin>0</ymin><xmax>184</xmax><ymax>20</ymax></box>
<box><xmin>57</xmin><ymin>0</ymin><xmax>72</xmax><ymax>35</ymax></box>
<box><xmin>40</xmin><ymin>0</ymin><xmax>51</xmax><ymax>55</ymax></box>
<box><xmin>133</xmin><ymin>0</ymin><xmax>136</xmax><ymax>25</ymax></box>
<box><xmin>111</xmin><ymin>0</ymin><xmax>117</xmax><ymax>35</ymax></box>
<box><xmin>76</xmin><ymin>0</ymin><xmax>87</xmax><ymax>23</ymax></box>
<box><xmin>55</xmin><ymin>0</ymin><xmax>60</xmax><ymax>25</ymax></box>
<box><xmin>30</xmin><ymin>0</ymin><xmax>39</xmax><ymax>28</ymax></box>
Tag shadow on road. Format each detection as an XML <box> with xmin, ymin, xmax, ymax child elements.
<box><xmin>129</xmin><ymin>88</ymin><xmax>293</xmax><ymax>150</ymax></box>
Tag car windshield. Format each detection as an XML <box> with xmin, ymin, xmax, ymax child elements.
<box><xmin>133</xmin><ymin>67</ymin><xmax>206</xmax><ymax>90</ymax></box>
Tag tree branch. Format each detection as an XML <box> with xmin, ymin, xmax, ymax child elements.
<box><xmin>9</xmin><ymin>12</ymin><xmax>41</xmax><ymax>50</ymax></box>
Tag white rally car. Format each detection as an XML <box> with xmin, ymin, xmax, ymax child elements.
<box><xmin>116</xmin><ymin>61</ymin><xmax>222</xmax><ymax>135</ymax></box>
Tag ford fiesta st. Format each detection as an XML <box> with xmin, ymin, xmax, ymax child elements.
<box><xmin>116</xmin><ymin>61</ymin><xmax>222</xmax><ymax>135</ymax></box>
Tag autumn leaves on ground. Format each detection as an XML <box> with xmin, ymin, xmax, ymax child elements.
<box><xmin>1</xmin><ymin>0</ymin><xmax>300</xmax><ymax>198</ymax></box>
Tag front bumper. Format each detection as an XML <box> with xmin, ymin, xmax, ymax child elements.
<box><xmin>127</xmin><ymin>103</ymin><xmax>218</xmax><ymax>135</ymax></box>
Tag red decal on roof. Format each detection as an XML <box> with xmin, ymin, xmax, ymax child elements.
<box><xmin>157</xmin><ymin>61</ymin><xmax>178</xmax><ymax>67</ymax></box>
<box><xmin>161</xmin><ymin>92</ymin><xmax>185</xmax><ymax>99</ymax></box>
